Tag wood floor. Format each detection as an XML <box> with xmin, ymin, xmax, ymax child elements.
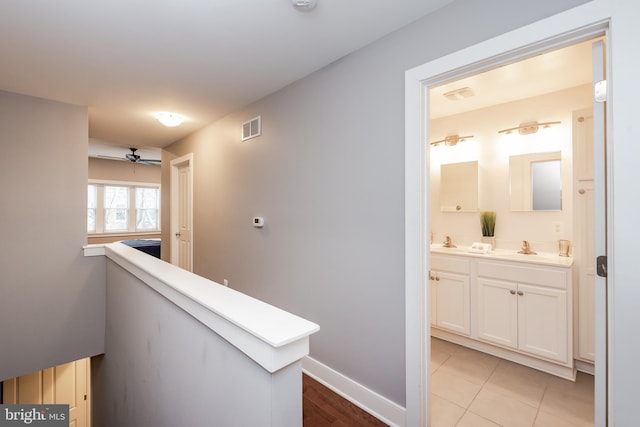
<box><xmin>303</xmin><ymin>374</ymin><xmax>388</xmax><ymax>427</ymax></box>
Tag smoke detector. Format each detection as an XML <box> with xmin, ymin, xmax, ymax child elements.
<box><xmin>292</xmin><ymin>0</ymin><xmax>317</xmax><ymax>11</ymax></box>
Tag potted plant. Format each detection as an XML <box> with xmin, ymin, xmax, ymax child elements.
<box><xmin>480</xmin><ymin>211</ymin><xmax>496</xmax><ymax>249</ymax></box>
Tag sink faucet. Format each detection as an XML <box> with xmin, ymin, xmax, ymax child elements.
<box><xmin>442</xmin><ymin>236</ymin><xmax>456</xmax><ymax>248</ymax></box>
<box><xmin>518</xmin><ymin>240</ymin><xmax>537</xmax><ymax>255</ymax></box>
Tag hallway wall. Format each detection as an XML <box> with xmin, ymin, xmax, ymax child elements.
<box><xmin>0</xmin><ymin>90</ymin><xmax>106</xmax><ymax>381</ymax></box>
<box><xmin>162</xmin><ymin>0</ymin><xmax>590</xmax><ymax>406</ymax></box>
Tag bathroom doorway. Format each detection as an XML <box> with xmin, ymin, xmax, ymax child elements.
<box><xmin>404</xmin><ymin>11</ymin><xmax>611</xmax><ymax>426</ymax></box>
<box><xmin>427</xmin><ymin>39</ymin><xmax>597</xmax><ymax>425</ymax></box>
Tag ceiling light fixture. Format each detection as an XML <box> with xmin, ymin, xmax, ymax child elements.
<box><xmin>155</xmin><ymin>112</ymin><xmax>185</xmax><ymax>127</ymax></box>
<box><xmin>292</xmin><ymin>0</ymin><xmax>317</xmax><ymax>11</ymax></box>
<box><xmin>497</xmin><ymin>120</ymin><xmax>561</xmax><ymax>135</ymax></box>
<box><xmin>430</xmin><ymin>134</ymin><xmax>474</xmax><ymax>147</ymax></box>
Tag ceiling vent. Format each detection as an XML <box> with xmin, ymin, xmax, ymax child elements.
<box><xmin>242</xmin><ymin>116</ymin><xmax>262</xmax><ymax>141</ymax></box>
<box><xmin>443</xmin><ymin>87</ymin><xmax>475</xmax><ymax>101</ymax></box>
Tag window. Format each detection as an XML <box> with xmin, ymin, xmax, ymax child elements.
<box><xmin>88</xmin><ymin>181</ymin><xmax>160</xmax><ymax>234</ymax></box>
<box><xmin>88</xmin><ymin>184</ymin><xmax>97</xmax><ymax>233</ymax></box>
<box><xmin>135</xmin><ymin>187</ymin><xmax>160</xmax><ymax>231</ymax></box>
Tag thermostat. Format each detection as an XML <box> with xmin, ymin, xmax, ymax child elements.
<box><xmin>253</xmin><ymin>217</ymin><xmax>265</xmax><ymax>228</ymax></box>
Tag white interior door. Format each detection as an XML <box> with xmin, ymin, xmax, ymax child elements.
<box><xmin>170</xmin><ymin>153</ymin><xmax>193</xmax><ymax>272</ymax></box>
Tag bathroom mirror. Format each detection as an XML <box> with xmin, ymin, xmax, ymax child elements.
<box><xmin>440</xmin><ymin>160</ymin><xmax>478</xmax><ymax>212</ymax></box>
<box><xmin>510</xmin><ymin>151</ymin><xmax>562</xmax><ymax>211</ymax></box>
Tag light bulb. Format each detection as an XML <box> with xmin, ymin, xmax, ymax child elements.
<box><xmin>155</xmin><ymin>112</ymin><xmax>185</xmax><ymax>127</ymax></box>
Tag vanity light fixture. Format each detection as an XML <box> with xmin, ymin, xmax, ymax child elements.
<box><xmin>430</xmin><ymin>134</ymin><xmax>473</xmax><ymax>147</ymax></box>
<box><xmin>497</xmin><ymin>120</ymin><xmax>560</xmax><ymax>135</ymax></box>
<box><xmin>154</xmin><ymin>112</ymin><xmax>185</xmax><ymax>127</ymax></box>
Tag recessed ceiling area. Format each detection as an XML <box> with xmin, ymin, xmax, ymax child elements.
<box><xmin>430</xmin><ymin>39</ymin><xmax>594</xmax><ymax>119</ymax></box>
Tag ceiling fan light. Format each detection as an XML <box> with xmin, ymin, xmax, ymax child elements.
<box><xmin>155</xmin><ymin>112</ymin><xmax>185</xmax><ymax>127</ymax></box>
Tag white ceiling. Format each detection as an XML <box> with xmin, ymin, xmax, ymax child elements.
<box><xmin>430</xmin><ymin>39</ymin><xmax>594</xmax><ymax>119</ymax></box>
<box><xmin>1</xmin><ymin>1</ymin><xmax>594</xmax><ymax>163</ymax></box>
<box><xmin>0</xmin><ymin>0</ymin><xmax>454</xmax><ymax>160</ymax></box>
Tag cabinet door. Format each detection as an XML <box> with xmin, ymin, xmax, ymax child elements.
<box><xmin>477</xmin><ymin>278</ymin><xmax>518</xmax><ymax>348</ymax></box>
<box><xmin>576</xmin><ymin>180</ymin><xmax>595</xmax><ymax>362</ymax></box>
<box><xmin>574</xmin><ymin>108</ymin><xmax>595</xmax><ymax>362</ymax></box>
<box><xmin>433</xmin><ymin>271</ymin><xmax>470</xmax><ymax>335</ymax></box>
<box><xmin>517</xmin><ymin>284</ymin><xmax>568</xmax><ymax>363</ymax></box>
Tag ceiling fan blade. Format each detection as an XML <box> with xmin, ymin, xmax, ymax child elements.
<box><xmin>138</xmin><ymin>160</ymin><xmax>161</xmax><ymax>166</ymax></box>
<box><xmin>97</xmin><ymin>155</ymin><xmax>127</xmax><ymax>161</ymax></box>
<box><xmin>139</xmin><ymin>158</ymin><xmax>161</xmax><ymax>163</ymax></box>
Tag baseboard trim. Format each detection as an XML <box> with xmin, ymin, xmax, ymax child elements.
<box><xmin>302</xmin><ymin>356</ymin><xmax>406</xmax><ymax>427</ymax></box>
<box><xmin>575</xmin><ymin>359</ymin><xmax>595</xmax><ymax>375</ymax></box>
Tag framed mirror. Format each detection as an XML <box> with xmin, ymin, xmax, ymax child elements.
<box><xmin>440</xmin><ymin>160</ymin><xmax>478</xmax><ymax>212</ymax></box>
<box><xmin>510</xmin><ymin>151</ymin><xmax>562</xmax><ymax>211</ymax></box>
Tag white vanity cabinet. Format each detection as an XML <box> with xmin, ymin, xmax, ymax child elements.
<box><xmin>477</xmin><ymin>278</ymin><xmax>568</xmax><ymax>363</ymax></box>
<box><xmin>430</xmin><ymin>255</ymin><xmax>470</xmax><ymax>336</ymax></box>
<box><xmin>430</xmin><ymin>247</ymin><xmax>574</xmax><ymax>379</ymax></box>
<box><xmin>476</xmin><ymin>260</ymin><xmax>571</xmax><ymax>364</ymax></box>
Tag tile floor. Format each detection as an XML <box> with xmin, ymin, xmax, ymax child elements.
<box><xmin>430</xmin><ymin>337</ymin><xmax>594</xmax><ymax>427</ymax></box>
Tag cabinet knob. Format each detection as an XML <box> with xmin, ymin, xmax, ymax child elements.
<box><xmin>578</xmin><ymin>188</ymin><xmax>586</xmax><ymax>194</ymax></box>
<box><xmin>435</xmin><ymin>276</ymin><xmax>440</xmax><ymax>281</ymax></box>
<box><xmin>509</xmin><ymin>289</ymin><xmax>516</xmax><ymax>295</ymax></box>
<box><xmin>517</xmin><ymin>291</ymin><xmax>524</xmax><ymax>296</ymax></box>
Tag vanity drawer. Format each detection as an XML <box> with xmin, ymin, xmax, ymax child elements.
<box><xmin>477</xmin><ymin>261</ymin><xmax>567</xmax><ymax>289</ymax></box>
<box><xmin>431</xmin><ymin>255</ymin><xmax>470</xmax><ymax>275</ymax></box>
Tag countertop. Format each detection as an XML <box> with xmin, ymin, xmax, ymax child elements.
<box><xmin>430</xmin><ymin>244</ymin><xmax>574</xmax><ymax>268</ymax></box>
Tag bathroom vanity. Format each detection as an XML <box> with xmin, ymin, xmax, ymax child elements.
<box><xmin>429</xmin><ymin>245</ymin><xmax>575</xmax><ymax>380</ymax></box>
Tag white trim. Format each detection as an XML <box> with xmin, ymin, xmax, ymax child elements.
<box><xmin>89</xmin><ymin>178</ymin><xmax>161</xmax><ymax>187</ymax></box>
<box><xmin>105</xmin><ymin>242</ymin><xmax>319</xmax><ymax>373</ymax></box>
<box><xmin>302</xmin><ymin>356</ymin><xmax>406</xmax><ymax>427</ymax></box>
<box><xmin>83</xmin><ymin>244</ymin><xmax>106</xmax><ymax>257</ymax></box>
<box><xmin>87</xmin><ymin>231</ymin><xmax>161</xmax><ymax>239</ymax></box>
<box><xmin>405</xmin><ymin>2</ymin><xmax>612</xmax><ymax>425</ymax></box>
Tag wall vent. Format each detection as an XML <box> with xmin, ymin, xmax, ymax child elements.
<box><xmin>242</xmin><ymin>116</ymin><xmax>261</xmax><ymax>141</ymax></box>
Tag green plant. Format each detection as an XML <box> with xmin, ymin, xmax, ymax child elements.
<box><xmin>480</xmin><ymin>211</ymin><xmax>496</xmax><ymax>237</ymax></box>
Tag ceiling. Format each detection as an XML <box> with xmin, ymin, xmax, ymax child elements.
<box><xmin>1</xmin><ymin>2</ymin><xmax>594</xmax><ymax>164</ymax></box>
<box><xmin>0</xmin><ymin>0</ymin><xmax>454</xmax><ymax>161</ymax></box>
<box><xmin>429</xmin><ymin>39</ymin><xmax>594</xmax><ymax>119</ymax></box>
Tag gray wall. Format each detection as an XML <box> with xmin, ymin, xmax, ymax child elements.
<box><xmin>163</xmin><ymin>0</ymin><xmax>590</xmax><ymax>405</ymax></box>
<box><xmin>88</xmin><ymin>157</ymin><xmax>161</xmax><ymax>183</ymax></box>
<box><xmin>0</xmin><ymin>90</ymin><xmax>105</xmax><ymax>380</ymax></box>
<box><xmin>92</xmin><ymin>259</ymin><xmax>302</xmax><ymax>427</ymax></box>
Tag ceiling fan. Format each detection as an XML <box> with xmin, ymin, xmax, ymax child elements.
<box><xmin>99</xmin><ymin>147</ymin><xmax>161</xmax><ymax>165</ymax></box>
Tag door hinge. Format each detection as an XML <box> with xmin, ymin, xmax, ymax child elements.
<box><xmin>597</xmin><ymin>255</ymin><xmax>608</xmax><ymax>277</ymax></box>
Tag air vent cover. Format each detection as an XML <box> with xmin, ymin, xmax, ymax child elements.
<box><xmin>443</xmin><ymin>87</ymin><xmax>475</xmax><ymax>101</ymax></box>
<box><xmin>242</xmin><ymin>116</ymin><xmax>261</xmax><ymax>141</ymax></box>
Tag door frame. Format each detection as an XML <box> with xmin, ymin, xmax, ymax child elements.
<box><xmin>170</xmin><ymin>153</ymin><xmax>194</xmax><ymax>271</ymax></box>
<box><xmin>404</xmin><ymin>3</ymin><xmax>613</xmax><ymax>425</ymax></box>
